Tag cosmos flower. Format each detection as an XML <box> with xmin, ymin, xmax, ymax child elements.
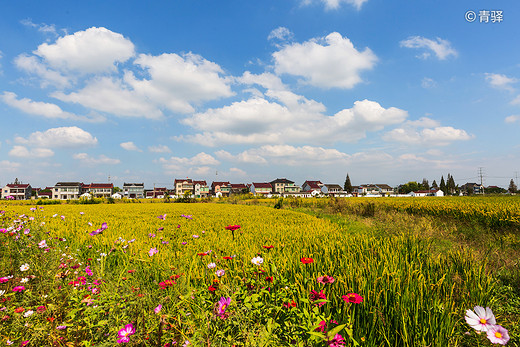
<box><xmin>465</xmin><ymin>306</ymin><xmax>496</xmax><ymax>332</ymax></box>
<box><xmin>215</xmin><ymin>269</ymin><xmax>225</xmax><ymax>277</ymax></box>
<box><xmin>251</xmin><ymin>256</ymin><xmax>263</xmax><ymax>265</ymax></box>
<box><xmin>117</xmin><ymin>323</ymin><xmax>135</xmax><ymax>343</ymax></box>
<box><xmin>154</xmin><ymin>304</ymin><xmax>162</xmax><ymax>314</ymax></box>
<box><xmin>207</xmin><ymin>263</ymin><xmax>216</xmax><ymax>269</ymax></box>
<box><xmin>216</xmin><ymin>297</ymin><xmax>231</xmax><ymax>318</ymax></box>
<box><xmin>148</xmin><ymin>248</ymin><xmax>158</xmax><ymax>257</ymax></box>
<box><xmin>157</xmin><ymin>214</ymin><xmax>167</xmax><ymax>220</ymax></box>
<box><xmin>20</xmin><ymin>264</ymin><xmax>30</xmax><ymax>271</ymax></box>
<box><xmin>486</xmin><ymin>325</ymin><xmax>510</xmax><ymax>345</ymax></box>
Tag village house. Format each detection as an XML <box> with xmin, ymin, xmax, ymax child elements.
<box><xmin>212</xmin><ymin>181</ymin><xmax>231</xmax><ymax>197</ymax></box>
<box><xmin>250</xmin><ymin>182</ymin><xmax>272</xmax><ymax>195</ymax></box>
<box><xmin>53</xmin><ymin>182</ymin><xmax>83</xmax><ymax>200</ymax></box>
<box><xmin>174</xmin><ymin>178</ymin><xmax>194</xmax><ymax>196</ymax></box>
<box><xmin>86</xmin><ymin>183</ymin><xmax>114</xmax><ymax>199</ymax></box>
<box><xmin>409</xmin><ymin>189</ymin><xmax>444</xmax><ymax>197</ymax></box>
<box><xmin>301</xmin><ymin>180</ymin><xmax>323</xmax><ymax>193</ymax></box>
<box><xmin>1</xmin><ymin>182</ymin><xmax>32</xmax><ymax>200</ymax></box>
<box><xmin>270</xmin><ymin>178</ymin><xmax>300</xmax><ymax>194</ymax></box>
<box><xmin>460</xmin><ymin>183</ymin><xmax>484</xmax><ymax>195</ymax></box>
<box><xmin>123</xmin><ymin>183</ymin><xmax>145</xmax><ymax>199</ymax></box>
<box><xmin>194</xmin><ymin>180</ymin><xmax>210</xmax><ymax>198</ymax></box>
<box><xmin>358</xmin><ymin>184</ymin><xmax>394</xmax><ymax>195</ymax></box>
<box><xmin>230</xmin><ymin>183</ymin><xmax>248</xmax><ymax>195</ymax></box>
<box><xmin>321</xmin><ymin>184</ymin><xmax>349</xmax><ymax>197</ymax></box>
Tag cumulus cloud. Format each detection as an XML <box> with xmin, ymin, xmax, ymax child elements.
<box><xmin>505</xmin><ymin>115</ymin><xmax>520</xmax><ymax>123</ymax></box>
<box><xmin>120</xmin><ymin>142</ymin><xmax>141</xmax><ymax>151</ymax></box>
<box><xmin>15</xmin><ymin>54</ymin><xmax>71</xmax><ymax>88</ymax></box>
<box><xmin>15</xmin><ymin>126</ymin><xmax>98</xmax><ymax>148</ymax></box>
<box><xmin>157</xmin><ymin>152</ymin><xmax>219</xmax><ymax>175</ymax></box>
<box><xmin>8</xmin><ymin>145</ymin><xmax>54</xmax><ymax>158</ymax></box>
<box><xmin>400</xmin><ymin>36</ymin><xmax>457</xmax><ymax>60</ymax></box>
<box><xmin>485</xmin><ymin>73</ymin><xmax>517</xmax><ymax>91</ymax></box>
<box><xmin>272</xmin><ymin>32</ymin><xmax>377</xmax><ymax>89</ymax></box>
<box><xmin>398</xmin><ymin>153</ymin><xmax>455</xmax><ymax>169</ymax></box>
<box><xmin>383</xmin><ymin>117</ymin><xmax>473</xmax><ymax>146</ymax></box>
<box><xmin>73</xmin><ymin>153</ymin><xmax>121</xmax><ymax>165</ymax></box>
<box><xmin>148</xmin><ymin>145</ymin><xmax>171</xmax><ymax>153</ymax></box>
<box><xmin>34</xmin><ymin>27</ymin><xmax>135</xmax><ymax>74</ymax></box>
<box><xmin>181</xmin><ymin>96</ymin><xmax>406</xmax><ymax>146</ymax></box>
<box><xmin>300</xmin><ymin>0</ymin><xmax>369</xmax><ymax>10</ymax></box>
<box><xmin>0</xmin><ymin>92</ymin><xmax>105</xmax><ymax>122</ymax></box>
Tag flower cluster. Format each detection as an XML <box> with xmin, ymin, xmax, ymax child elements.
<box><xmin>465</xmin><ymin>306</ymin><xmax>509</xmax><ymax>345</ymax></box>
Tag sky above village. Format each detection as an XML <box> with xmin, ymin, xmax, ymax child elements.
<box><xmin>1</xmin><ymin>0</ymin><xmax>519</xmax><ymax>189</ymax></box>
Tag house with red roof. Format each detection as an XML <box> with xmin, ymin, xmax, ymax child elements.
<box><xmin>251</xmin><ymin>182</ymin><xmax>272</xmax><ymax>195</ymax></box>
<box><xmin>2</xmin><ymin>182</ymin><xmax>32</xmax><ymax>200</ymax></box>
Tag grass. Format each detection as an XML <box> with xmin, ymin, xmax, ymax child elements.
<box><xmin>0</xmin><ymin>200</ymin><xmax>518</xmax><ymax>346</ymax></box>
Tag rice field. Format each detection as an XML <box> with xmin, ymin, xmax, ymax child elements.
<box><xmin>0</xmin><ymin>202</ymin><xmax>515</xmax><ymax>346</ymax></box>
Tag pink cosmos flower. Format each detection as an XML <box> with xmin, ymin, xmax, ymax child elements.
<box><xmin>157</xmin><ymin>214</ymin><xmax>167</xmax><ymax>220</ymax></box>
<box><xmin>342</xmin><ymin>293</ymin><xmax>363</xmax><ymax>304</ymax></box>
<box><xmin>154</xmin><ymin>304</ymin><xmax>162</xmax><ymax>314</ymax></box>
<box><xmin>486</xmin><ymin>325</ymin><xmax>510</xmax><ymax>345</ymax></box>
<box><xmin>317</xmin><ymin>275</ymin><xmax>335</xmax><ymax>284</ymax></box>
<box><xmin>328</xmin><ymin>334</ymin><xmax>346</xmax><ymax>347</ymax></box>
<box><xmin>217</xmin><ymin>297</ymin><xmax>231</xmax><ymax>318</ymax></box>
<box><xmin>0</xmin><ymin>277</ymin><xmax>9</xmax><ymax>284</ymax></box>
<box><xmin>38</xmin><ymin>240</ymin><xmax>48</xmax><ymax>248</ymax></box>
<box><xmin>215</xmin><ymin>269</ymin><xmax>225</xmax><ymax>277</ymax></box>
<box><xmin>148</xmin><ymin>248</ymin><xmax>158</xmax><ymax>257</ymax></box>
<box><xmin>310</xmin><ymin>290</ymin><xmax>327</xmax><ymax>307</ymax></box>
<box><xmin>465</xmin><ymin>306</ymin><xmax>496</xmax><ymax>332</ymax></box>
<box><xmin>12</xmin><ymin>286</ymin><xmax>25</xmax><ymax>292</ymax></box>
<box><xmin>117</xmin><ymin>323</ymin><xmax>135</xmax><ymax>343</ymax></box>
<box><xmin>85</xmin><ymin>266</ymin><xmax>93</xmax><ymax>276</ymax></box>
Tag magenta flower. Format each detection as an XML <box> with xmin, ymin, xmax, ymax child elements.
<box><xmin>85</xmin><ymin>266</ymin><xmax>93</xmax><ymax>276</ymax></box>
<box><xmin>217</xmin><ymin>297</ymin><xmax>231</xmax><ymax>318</ymax></box>
<box><xmin>215</xmin><ymin>269</ymin><xmax>225</xmax><ymax>277</ymax></box>
<box><xmin>317</xmin><ymin>275</ymin><xmax>335</xmax><ymax>284</ymax></box>
<box><xmin>154</xmin><ymin>304</ymin><xmax>162</xmax><ymax>314</ymax></box>
<box><xmin>89</xmin><ymin>222</ymin><xmax>108</xmax><ymax>236</ymax></box>
<box><xmin>12</xmin><ymin>286</ymin><xmax>25</xmax><ymax>292</ymax></box>
<box><xmin>148</xmin><ymin>248</ymin><xmax>158</xmax><ymax>257</ymax></box>
<box><xmin>310</xmin><ymin>290</ymin><xmax>327</xmax><ymax>307</ymax></box>
<box><xmin>157</xmin><ymin>214</ymin><xmax>167</xmax><ymax>220</ymax></box>
<box><xmin>0</xmin><ymin>277</ymin><xmax>9</xmax><ymax>284</ymax></box>
<box><xmin>342</xmin><ymin>293</ymin><xmax>363</xmax><ymax>304</ymax></box>
<box><xmin>181</xmin><ymin>214</ymin><xmax>193</xmax><ymax>219</ymax></box>
<box><xmin>328</xmin><ymin>334</ymin><xmax>346</xmax><ymax>347</ymax></box>
<box><xmin>465</xmin><ymin>306</ymin><xmax>496</xmax><ymax>332</ymax></box>
<box><xmin>486</xmin><ymin>325</ymin><xmax>510</xmax><ymax>345</ymax></box>
<box><xmin>117</xmin><ymin>323</ymin><xmax>135</xmax><ymax>343</ymax></box>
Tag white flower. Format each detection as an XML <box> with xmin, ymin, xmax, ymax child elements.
<box><xmin>465</xmin><ymin>306</ymin><xmax>496</xmax><ymax>332</ymax></box>
<box><xmin>20</xmin><ymin>278</ymin><xmax>29</xmax><ymax>283</ymax></box>
<box><xmin>0</xmin><ymin>290</ymin><xmax>5</xmax><ymax>296</ymax></box>
<box><xmin>20</xmin><ymin>264</ymin><xmax>30</xmax><ymax>272</ymax></box>
<box><xmin>215</xmin><ymin>269</ymin><xmax>225</xmax><ymax>277</ymax></box>
<box><xmin>100</xmin><ymin>253</ymin><xmax>107</xmax><ymax>257</ymax></box>
<box><xmin>207</xmin><ymin>263</ymin><xmax>216</xmax><ymax>269</ymax></box>
<box><xmin>251</xmin><ymin>256</ymin><xmax>264</xmax><ymax>266</ymax></box>
<box><xmin>24</xmin><ymin>310</ymin><xmax>34</xmax><ymax>317</ymax></box>
<box><xmin>38</xmin><ymin>240</ymin><xmax>48</xmax><ymax>248</ymax></box>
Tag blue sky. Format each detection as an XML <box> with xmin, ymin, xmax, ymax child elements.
<box><xmin>1</xmin><ymin>0</ymin><xmax>519</xmax><ymax>189</ymax></box>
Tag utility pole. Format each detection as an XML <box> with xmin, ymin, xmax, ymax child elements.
<box><xmin>478</xmin><ymin>167</ymin><xmax>485</xmax><ymax>194</ymax></box>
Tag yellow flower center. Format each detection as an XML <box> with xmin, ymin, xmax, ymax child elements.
<box><xmin>495</xmin><ymin>332</ymin><xmax>502</xmax><ymax>338</ymax></box>
<box><xmin>221</xmin><ymin>304</ymin><xmax>228</xmax><ymax>311</ymax></box>
<box><xmin>479</xmin><ymin>318</ymin><xmax>487</xmax><ymax>324</ymax></box>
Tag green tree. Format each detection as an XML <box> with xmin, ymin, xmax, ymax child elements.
<box><xmin>447</xmin><ymin>174</ymin><xmax>456</xmax><ymax>195</ymax></box>
<box><xmin>398</xmin><ymin>181</ymin><xmax>420</xmax><ymax>194</ymax></box>
<box><xmin>113</xmin><ymin>186</ymin><xmax>122</xmax><ymax>193</ymax></box>
<box><xmin>431</xmin><ymin>180</ymin><xmax>438</xmax><ymax>189</ymax></box>
<box><xmin>344</xmin><ymin>174</ymin><xmax>353</xmax><ymax>193</ymax></box>
<box><xmin>509</xmin><ymin>179</ymin><xmax>518</xmax><ymax>194</ymax></box>
<box><xmin>420</xmin><ymin>178</ymin><xmax>429</xmax><ymax>190</ymax></box>
<box><xmin>439</xmin><ymin>176</ymin><xmax>447</xmax><ymax>195</ymax></box>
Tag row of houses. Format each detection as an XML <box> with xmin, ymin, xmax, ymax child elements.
<box><xmin>1</xmin><ymin>178</ymin><xmax>446</xmax><ymax>201</ymax></box>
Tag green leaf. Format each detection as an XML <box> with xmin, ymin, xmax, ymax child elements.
<box><xmin>327</xmin><ymin>324</ymin><xmax>346</xmax><ymax>339</ymax></box>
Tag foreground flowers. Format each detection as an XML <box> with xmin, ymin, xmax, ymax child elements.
<box><xmin>465</xmin><ymin>306</ymin><xmax>496</xmax><ymax>332</ymax></box>
<box><xmin>217</xmin><ymin>297</ymin><xmax>231</xmax><ymax>319</ymax></box>
<box><xmin>117</xmin><ymin>323</ymin><xmax>135</xmax><ymax>343</ymax></box>
<box><xmin>486</xmin><ymin>325</ymin><xmax>510</xmax><ymax>345</ymax></box>
<box><xmin>342</xmin><ymin>293</ymin><xmax>363</xmax><ymax>304</ymax></box>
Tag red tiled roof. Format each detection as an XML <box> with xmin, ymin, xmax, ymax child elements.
<box><xmin>252</xmin><ymin>183</ymin><xmax>272</xmax><ymax>189</ymax></box>
<box><xmin>6</xmin><ymin>184</ymin><xmax>30</xmax><ymax>188</ymax></box>
<box><xmin>89</xmin><ymin>183</ymin><xmax>114</xmax><ymax>188</ymax></box>
<box><xmin>231</xmin><ymin>183</ymin><xmax>247</xmax><ymax>189</ymax></box>
<box><xmin>193</xmin><ymin>180</ymin><xmax>207</xmax><ymax>185</ymax></box>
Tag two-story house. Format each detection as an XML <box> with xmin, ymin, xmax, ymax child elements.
<box><xmin>123</xmin><ymin>183</ymin><xmax>145</xmax><ymax>199</ymax></box>
<box><xmin>174</xmin><ymin>179</ymin><xmax>194</xmax><ymax>196</ymax></box>
<box><xmin>2</xmin><ymin>183</ymin><xmax>32</xmax><ymax>200</ymax></box>
<box><xmin>53</xmin><ymin>182</ymin><xmax>83</xmax><ymax>200</ymax></box>
<box><xmin>251</xmin><ymin>182</ymin><xmax>272</xmax><ymax>195</ymax></box>
<box><xmin>86</xmin><ymin>183</ymin><xmax>114</xmax><ymax>198</ymax></box>
<box><xmin>301</xmin><ymin>180</ymin><xmax>324</xmax><ymax>193</ymax></box>
<box><xmin>212</xmin><ymin>181</ymin><xmax>231</xmax><ymax>197</ymax></box>
<box><xmin>194</xmin><ymin>180</ymin><xmax>210</xmax><ymax>198</ymax></box>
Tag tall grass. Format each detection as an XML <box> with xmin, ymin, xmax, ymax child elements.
<box><xmin>0</xmin><ymin>203</ymin><xmax>509</xmax><ymax>346</ymax></box>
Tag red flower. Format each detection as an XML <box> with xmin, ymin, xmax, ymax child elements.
<box><xmin>262</xmin><ymin>245</ymin><xmax>274</xmax><ymax>249</ymax></box>
<box><xmin>342</xmin><ymin>293</ymin><xmax>363</xmax><ymax>304</ymax></box>
<box><xmin>208</xmin><ymin>285</ymin><xmax>217</xmax><ymax>292</ymax></box>
<box><xmin>317</xmin><ymin>275</ymin><xmax>335</xmax><ymax>284</ymax></box>
<box><xmin>197</xmin><ymin>252</ymin><xmax>209</xmax><ymax>256</ymax></box>
<box><xmin>265</xmin><ymin>276</ymin><xmax>273</xmax><ymax>282</ymax></box>
<box><xmin>315</xmin><ymin>320</ymin><xmax>326</xmax><ymax>332</ymax></box>
<box><xmin>223</xmin><ymin>256</ymin><xmax>233</xmax><ymax>260</ymax></box>
<box><xmin>310</xmin><ymin>290</ymin><xmax>327</xmax><ymax>307</ymax></box>
<box><xmin>14</xmin><ymin>307</ymin><xmax>24</xmax><ymax>313</ymax></box>
<box><xmin>158</xmin><ymin>279</ymin><xmax>176</xmax><ymax>289</ymax></box>
<box><xmin>301</xmin><ymin>257</ymin><xmax>314</xmax><ymax>264</ymax></box>
<box><xmin>283</xmin><ymin>300</ymin><xmax>297</xmax><ymax>308</ymax></box>
<box><xmin>127</xmin><ymin>269</ymin><xmax>136</xmax><ymax>273</ymax></box>
<box><xmin>224</xmin><ymin>225</ymin><xmax>241</xmax><ymax>231</ymax></box>
<box><xmin>47</xmin><ymin>317</ymin><xmax>55</xmax><ymax>322</ymax></box>
<box><xmin>37</xmin><ymin>305</ymin><xmax>46</xmax><ymax>313</ymax></box>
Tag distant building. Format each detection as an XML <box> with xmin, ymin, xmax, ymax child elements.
<box><xmin>409</xmin><ymin>189</ymin><xmax>444</xmax><ymax>197</ymax></box>
<box><xmin>302</xmin><ymin>180</ymin><xmax>323</xmax><ymax>193</ymax></box>
<box><xmin>123</xmin><ymin>183</ymin><xmax>145</xmax><ymax>199</ymax></box>
<box><xmin>174</xmin><ymin>179</ymin><xmax>194</xmax><ymax>196</ymax></box>
<box><xmin>86</xmin><ymin>183</ymin><xmax>114</xmax><ymax>198</ymax></box>
<box><xmin>212</xmin><ymin>181</ymin><xmax>231</xmax><ymax>197</ymax></box>
<box><xmin>194</xmin><ymin>180</ymin><xmax>210</xmax><ymax>198</ymax></box>
<box><xmin>54</xmin><ymin>182</ymin><xmax>83</xmax><ymax>200</ymax></box>
<box><xmin>460</xmin><ymin>183</ymin><xmax>484</xmax><ymax>195</ymax></box>
<box><xmin>2</xmin><ymin>183</ymin><xmax>32</xmax><ymax>200</ymax></box>
<box><xmin>230</xmin><ymin>183</ymin><xmax>248</xmax><ymax>195</ymax></box>
<box><xmin>270</xmin><ymin>178</ymin><xmax>298</xmax><ymax>194</ymax></box>
<box><xmin>251</xmin><ymin>182</ymin><xmax>272</xmax><ymax>195</ymax></box>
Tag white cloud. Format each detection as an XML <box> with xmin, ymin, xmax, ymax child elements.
<box><xmin>15</xmin><ymin>54</ymin><xmax>71</xmax><ymax>88</ymax></box>
<box><xmin>421</xmin><ymin>77</ymin><xmax>436</xmax><ymax>88</ymax></box>
<box><xmin>73</xmin><ymin>153</ymin><xmax>120</xmax><ymax>165</ymax></box>
<box><xmin>268</xmin><ymin>27</ymin><xmax>294</xmax><ymax>42</ymax></box>
<box><xmin>398</xmin><ymin>153</ymin><xmax>455</xmax><ymax>169</ymax></box>
<box><xmin>127</xmin><ymin>53</ymin><xmax>234</xmax><ymax>113</ymax></box>
<box><xmin>511</xmin><ymin>95</ymin><xmax>520</xmax><ymax>105</ymax></box>
<box><xmin>505</xmin><ymin>115</ymin><xmax>520</xmax><ymax>123</ymax></box>
<box><xmin>181</xmin><ymin>97</ymin><xmax>406</xmax><ymax>146</ymax></box>
<box><xmin>15</xmin><ymin>126</ymin><xmax>98</xmax><ymax>148</ymax></box>
<box><xmin>157</xmin><ymin>152</ymin><xmax>220</xmax><ymax>175</ymax></box>
<box><xmin>485</xmin><ymin>73</ymin><xmax>517</xmax><ymax>91</ymax></box>
<box><xmin>34</xmin><ymin>27</ymin><xmax>135</xmax><ymax>74</ymax></box>
<box><xmin>383</xmin><ymin>118</ymin><xmax>473</xmax><ymax>146</ymax></box>
<box><xmin>148</xmin><ymin>145</ymin><xmax>171</xmax><ymax>153</ymax></box>
<box><xmin>120</xmin><ymin>142</ymin><xmax>141</xmax><ymax>151</ymax></box>
<box><xmin>272</xmin><ymin>32</ymin><xmax>377</xmax><ymax>89</ymax></box>
<box><xmin>400</xmin><ymin>36</ymin><xmax>457</xmax><ymax>60</ymax></box>
<box><xmin>0</xmin><ymin>160</ymin><xmax>21</xmax><ymax>172</ymax></box>
<box><xmin>300</xmin><ymin>0</ymin><xmax>369</xmax><ymax>10</ymax></box>
<box><xmin>20</xmin><ymin>19</ymin><xmax>58</xmax><ymax>36</ymax></box>
<box><xmin>229</xmin><ymin>167</ymin><xmax>247</xmax><ymax>176</ymax></box>
<box><xmin>8</xmin><ymin>145</ymin><xmax>54</xmax><ymax>158</ymax></box>
<box><xmin>215</xmin><ymin>149</ymin><xmax>268</xmax><ymax>164</ymax></box>
<box><xmin>0</xmin><ymin>92</ymin><xmax>105</xmax><ymax>122</ymax></box>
